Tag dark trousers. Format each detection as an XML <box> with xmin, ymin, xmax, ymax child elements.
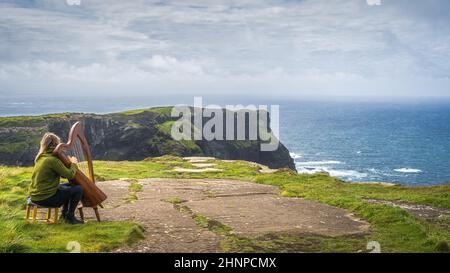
<box><xmin>34</xmin><ymin>183</ymin><xmax>83</xmax><ymax>218</ymax></box>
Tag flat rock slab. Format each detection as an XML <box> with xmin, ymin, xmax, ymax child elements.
<box><xmin>172</xmin><ymin>167</ymin><xmax>222</xmax><ymax>173</ymax></box>
<box><xmin>188</xmin><ymin>195</ymin><xmax>368</xmax><ymax>237</ymax></box>
<box><xmin>91</xmin><ymin>178</ymin><xmax>369</xmax><ymax>252</ymax></box>
<box><xmin>191</xmin><ymin>163</ymin><xmax>218</xmax><ymax>168</ymax></box>
<box><xmin>183</xmin><ymin>157</ymin><xmax>216</xmax><ymax>163</ymax></box>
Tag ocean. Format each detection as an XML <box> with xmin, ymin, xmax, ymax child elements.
<box><xmin>1</xmin><ymin>94</ymin><xmax>450</xmax><ymax>186</ymax></box>
<box><xmin>281</xmin><ymin>100</ymin><xmax>450</xmax><ymax>186</ymax></box>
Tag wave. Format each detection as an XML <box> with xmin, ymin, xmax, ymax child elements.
<box><xmin>367</xmin><ymin>168</ymin><xmax>394</xmax><ymax>176</ymax></box>
<box><xmin>296</xmin><ymin>168</ymin><xmax>322</xmax><ymax>175</ymax></box>
<box><xmin>394</xmin><ymin>168</ymin><xmax>422</xmax><ymax>174</ymax></box>
<box><xmin>289</xmin><ymin>152</ymin><xmax>302</xmax><ymax>159</ymax></box>
<box><xmin>296</xmin><ymin>160</ymin><xmax>342</xmax><ymax>166</ymax></box>
<box><xmin>296</xmin><ymin>166</ymin><xmax>367</xmax><ymax>180</ymax></box>
<box><xmin>328</xmin><ymin>169</ymin><xmax>368</xmax><ymax>179</ymax></box>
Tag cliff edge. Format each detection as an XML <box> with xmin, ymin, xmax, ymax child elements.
<box><xmin>0</xmin><ymin>107</ymin><xmax>295</xmax><ymax>170</ymax></box>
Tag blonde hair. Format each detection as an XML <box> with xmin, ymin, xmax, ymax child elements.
<box><xmin>35</xmin><ymin>132</ymin><xmax>61</xmax><ymax>163</ymax></box>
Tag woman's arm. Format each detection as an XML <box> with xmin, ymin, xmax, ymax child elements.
<box><xmin>51</xmin><ymin>158</ymin><xmax>78</xmax><ymax>180</ymax></box>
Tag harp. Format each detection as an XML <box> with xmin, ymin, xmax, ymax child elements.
<box><xmin>53</xmin><ymin>122</ymin><xmax>107</xmax><ymax>221</ymax></box>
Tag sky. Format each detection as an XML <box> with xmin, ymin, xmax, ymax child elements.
<box><xmin>1</xmin><ymin>0</ymin><xmax>450</xmax><ymax>99</ymax></box>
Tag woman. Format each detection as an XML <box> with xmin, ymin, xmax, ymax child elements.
<box><xmin>29</xmin><ymin>132</ymin><xmax>84</xmax><ymax>224</ymax></box>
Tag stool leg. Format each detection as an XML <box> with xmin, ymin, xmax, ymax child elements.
<box><xmin>32</xmin><ymin>206</ymin><xmax>38</xmax><ymax>222</ymax></box>
<box><xmin>78</xmin><ymin>207</ymin><xmax>84</xmax><ymax>221</ymax></box>
<box><xmin>54</xmin><ymin>208</ymin><xmax>59</xmax><ymax>223</ymax></box>
<box><xmin>46</xmin><ymin>208</ymin><xmax>52</xmax><ymax>223</ymax></box>
<box><xmin>25</xmin><ymin>205</ymin><xmax>31</xmax><ymax>220</ymax></box>
<box><xmin>93</xmin><ymin>207</ymin><xmax>101</xmax><ymax>222</ymax></box>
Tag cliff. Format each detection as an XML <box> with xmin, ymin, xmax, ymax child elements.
<box><xmin>0</xmin><ymin>107</ymin><xmax>295</xmax><ymax>170</ymax></box>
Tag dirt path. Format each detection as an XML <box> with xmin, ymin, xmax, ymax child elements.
<box><xmin>82</xmin><ymin>178</ymin><xmax>369</xmax><ymax>252</ymax></box>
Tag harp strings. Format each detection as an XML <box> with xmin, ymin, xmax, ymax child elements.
<box><xmin>75</xmin><ymin>139</ymin><xmax>89</xmax><ymax>178</ymax></box>
<box><xmin>65</xmin><ymin>138</ymin><xmax>91</xmax><ymax>181</ymax></box>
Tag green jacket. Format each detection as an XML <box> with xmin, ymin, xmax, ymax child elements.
<box><xmin>29</xmin><ymin>152</ymin><xmax>78</xmax><ymax>202</ymax></box>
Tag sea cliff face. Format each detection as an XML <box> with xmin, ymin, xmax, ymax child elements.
<box><xmin>0</xmin><ymin>107</ymin><xmax>295</xmax><ymax>170</ymax></box>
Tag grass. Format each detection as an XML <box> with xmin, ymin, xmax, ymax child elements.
<box><xmin>219</xmin><ymin>233</ymin><xmax>368</xmax><ymax>253</ymax></box>
<box><xmin>0</xmin><ymin>116</ymin><xmax>47</xmax><ymax>128</ymax></box>
<box><xmin>92</xmin><ymin>157</ymin><xmax>449</xmax><ymax>253</ymax></box>
<box><xmin>0</xmin><ymin>142</ymin><xmax>29</xmax><ymax>154</ymax></box>
<box><xmin>125</xmin><ymin>121</ymin><xmax>142</xmax><ymax>129</ymax></box>
<box><xmin>0</xmin><ymin>166</ymin><xmax>144</xmax><ymax>253</ymax></box>
<box><xmin>164</xmin><ymin>197</ymin><xmax>185</xmax><ymax>204</ymax></box>
<box><xmin>123</xmin><ymin>179</ymin><xmax>144</xmax><ymax>203</ymax></box>
<box><xmin>0</xmin><ymin>129</ymin><xmax>43</xmax><ymax>156</ymax></box>
<box><xmin>93</xmin><ymin>156</ymin><xmax>257</xmax><ymax>181</ymax></box>
<box><xmin>117</xmin><ymin>106</ymin><xmax>172</xmax><ymax>117</ymax></box>
<box><xmin>156</xmin><ymin>120</ymin><xmax>176</xmax><ymax>135</ymax></box>
<box><xmin>146</xmin><ymin>136</ymin><xmax>202</xmax><ymax>156</ymax></box>
<box><xmin>166</xmin><ymin>197</ymin><xmax>367</xmax><ymax>253</ymax></box>
<box><xmin>168</xmin><ymin>201</ymin><xmax>233</xmax><ymax>237</ymax></box>
<box><xmin>254</xmin><ymin>172</ymin><xmax>450</xmax><ymax>252</ymax></box>
<box><xmin>155</xmin><ymin>120</ymin><xmax>203</xmax><ymax>154</ymax></box>
<box><xmin>0</xmin><ymin>113</ymin><xmax>80</xmax><ymax>128</ymax></box>
<box><xmin>0</xmin><ymin>220</ymin><xmax>144</xmax><ymax>253</ymax></box>
<box><xmin>1</xmin><ymin>156</ymin><xmax>449</xmax><ymax>252</ymax></box>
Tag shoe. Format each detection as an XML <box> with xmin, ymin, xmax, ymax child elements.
<box><xmin>65</xmin><ymin>216</ymin><xmax>84</xmax><ymax>225</ymax></box>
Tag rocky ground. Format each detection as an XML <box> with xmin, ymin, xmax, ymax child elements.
<box><xmin>81</xmin><ymin>178</ymin><xmax>369</xmax><ymax>252</ymax></box>
<box><xmin>365</xmin><ymin>199</ymin><xmax>450</xmax><ymax>230</ymax></box>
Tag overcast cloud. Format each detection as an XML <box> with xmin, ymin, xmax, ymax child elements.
<box><xmin>1</xmin><ymin>0</ymin><xmax>450</xmax><ymax>98</ymax></box>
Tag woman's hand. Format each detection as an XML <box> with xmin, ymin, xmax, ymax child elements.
<box><xmin>69</xmin><ymin>156</ymin><xmax>78</xmax><ymax>164</ymax></box>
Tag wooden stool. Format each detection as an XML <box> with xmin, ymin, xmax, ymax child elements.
<box><xmin>25</xmin><ymin>198</ymin><xmax>60</xmax><ymax>224</ymax></box>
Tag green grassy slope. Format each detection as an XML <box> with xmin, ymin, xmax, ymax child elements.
<box><xmin>0</xmin><ymin>166</ymin><xmax>143</xmax><ymax>253</ymax></box>
<box><xmin>1</xmin><ymin>156</ymin><xmax>449</xmax><ymax>253</ymax></box>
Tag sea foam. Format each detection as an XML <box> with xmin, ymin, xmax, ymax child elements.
<box><xmin>328</xmin><ymin>169</ymin><xmax>368</xmax><ymax>179</ymax></box>
<box><xmin>296</xmin><ymin>160</ymin><xmax>342</xmax><ymax>166</ymax></box>
<box><xmin>296</xmin><ymin>165</ymin><xmax>368</xmax><ymax>180</ymax></box>
<box><xmin>289</xmin><ymin>152</ymin><xmax>302</xmax><ymax>159</ymax></box>
<box><xmin>394</xmin><ymin>168</ymin><xmax>422</xmax><ymax>174</ymax></box>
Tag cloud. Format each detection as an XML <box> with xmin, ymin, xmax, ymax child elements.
<box><xmin>142</xmin><ymin>55</ymin><xmax>205</xmax><ymax>75</ymax></box>
<box><xmin>0</xmin><ymin>55</ymin><xmax>206</xmax><ymax>82</ymax></box>
<box><xmin>0</xmin><ymin>0</ymin><xmax>450</xmax><ymax>98</ymax></box>
<box><xmin>366</xmin><ymin>0</ymin><xmax>381</xmax><ymax>6</ymax></box>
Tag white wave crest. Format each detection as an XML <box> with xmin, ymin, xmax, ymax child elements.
<box><xmin>296</xmin><ymin>166</ymin><xmax>367</xmax><ymax>180</ymax></box>
<box><xmin>289</xmin><ymin>152</ymin><xmax>302</xmax><ymax>159</ymax></box>
<box><xmin>394</xmin><ymin>168</ymin><xmax>422</xmax><ymax>174</ymax></box>
<box><xmin>296</xmin><ymin>160</ymin><xmax>342</xmax><ymax>166</ymax></box>
<box><xmin>328</xmin><ymin>169</ymin><xmax>368</xmax><ymax>179</ymax></box>
<box><xmin>296</xmin><ymin>168</ymin><xmax>322</xmax><ymax>175</ymax></box>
